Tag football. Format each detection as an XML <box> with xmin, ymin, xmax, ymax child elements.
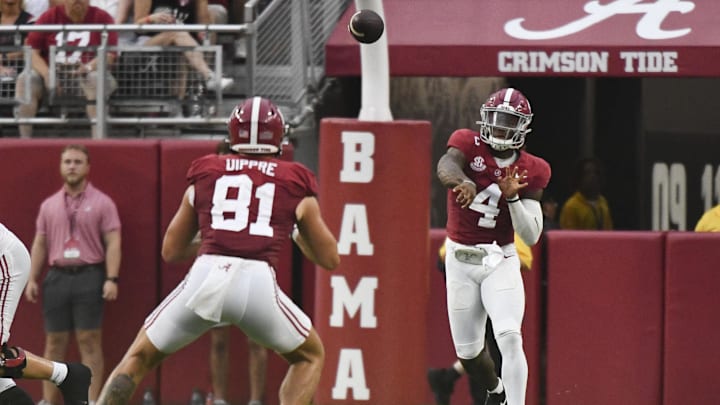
<box><xmin>348</xmin><ymin>9</ymin><xmax>384</xmax><ymax>44</ymax></box>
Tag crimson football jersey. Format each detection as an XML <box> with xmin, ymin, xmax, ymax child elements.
<box><xmin>188</xmin><ymin>153</ymin><xmax>318</xmax><ymax>267</ymax></box>
<box><xmin>27</xmin><ymin>6</ymin><xmax>118</xmax><ymax>64</ymax></box>
<box><xmin>445</xmin><ymin>129</ymin><xmax>551</xmax><ymax>246</ymax></box>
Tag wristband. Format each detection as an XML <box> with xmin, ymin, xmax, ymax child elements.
<box><xmin>106</xmin><ymin>276</ymin><xmax>119</xmax><ymax>283</ymax></box>
<box><xmin>506</xmin><ymin>196</ymin><xmax>520</xmax><ymax>203</ymax></box>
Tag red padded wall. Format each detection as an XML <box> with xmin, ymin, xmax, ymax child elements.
<box><xmin>545</xmin><ymin>231</ymin><xmax>664</xmax><ymax>405</ymax></box>
<box><xmin>157</xmin><ymin>140</ymin><xmax>295</xmax><ymax>405</ymax></box>
<box><xmin>523</xmin><ymin>239</ymin><xmax>544</xmax><ymax>405</ymax></box>
<box><xmin>0</xmin><ymin>139</ymin><xmax>160</xmax><ymax>401</ymax></box>
<box><xmin>664</xmin><ymin>232</ymin><xmax>720</xmax><ymax>404</ymax></box>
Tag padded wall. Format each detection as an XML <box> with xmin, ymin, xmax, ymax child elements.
<box><xmin>545</xmin><ymin>231</ymin><xmax>664</xmax><ymax>405</ymax></box>
<box><xmin>663</xmin><ymin>232</ymin><xmax>720</xmax><ymax>404</ymax></box>
<box><xmin>523</xmin><ymin>239</ymin><xmax>544</xmax><ymax>405</ymax></box>
<box><xmin>157</xmin><ymin>140</ymin><xmax>295</xmax><ymax>405</ymax></box>
<box><xmin>0</xmin><ymin>139</ymin><xmax>160</xmax><ymax>401</ymax></box>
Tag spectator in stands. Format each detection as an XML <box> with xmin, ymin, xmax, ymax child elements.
<box><xmin>14</xmin><ymin>0</ymin><xmax>118</xmax><ymax>138</ymax></box>
<box><xmin>541</xmin><ymin>191</ymin><xmax>559</xmax><ymax>231</ymax></box>
<box><xmin>24</xmin><ymin>144</ymin><xmax>122</xmax><ymax>405</ymax></box>
<box><xmin>559</xmin><ymin>157</ymin><xmax>613</xmax><ymax>230</ymax></box>
<box><xmin>206</xmin><ymin>140</ymin><xmax>268</xmax><ymax>405</ymax></box>
<box><xmin>0</xmin><ymin>0</ymin><xmax>33</xmax><ymax>77</ymax></box>
<box><xmin>133</xmin><ymin>0</ymin><xmax>233</xmax><ymax>93</ymax></box>
<box><xmin>695</xmin><ymin>204</ymin><xmax>720</xmax><ymax>232</ymax></box>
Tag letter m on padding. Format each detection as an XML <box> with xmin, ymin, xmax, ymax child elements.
<box><xmin>329</xmin><ymin>276</ymin><xmax>378</xmax><ymax>328</ymax></box>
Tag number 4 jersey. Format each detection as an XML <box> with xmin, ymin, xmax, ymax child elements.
<box><xmin>445</xmin><ymin>129</ymin><xmax>551</xmax><ymax>246</ymax></box>
<box><xmin>188</xmin><ymin>153</ymin><xmax>319</xmax><ymax>267</ymax></box>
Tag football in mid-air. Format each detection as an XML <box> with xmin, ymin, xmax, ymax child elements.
<box><xmin>348</xmin><ymin>9</ymin><xmax>384</xmax><ymax>44</ymax></box>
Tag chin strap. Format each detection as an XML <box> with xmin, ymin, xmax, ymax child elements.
<box><xmin>507</xmin><ymin>198</ymin><xmax>543</xmax><ymax>246</ymax></box>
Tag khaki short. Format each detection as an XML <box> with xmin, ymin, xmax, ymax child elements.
<box><xmin>15</xmin><ymin>67</ymin><xmax>117</xmax><ymax>102</ymax></box>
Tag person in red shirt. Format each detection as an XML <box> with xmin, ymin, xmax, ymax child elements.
<box><xmin>14</xmin><ymin>0</ymin><xmax>118</xmax><ymax>138</ymax></box>
<box><xmin>437</xmin><ymin>88</ymin><xmax>551</xmax><ymax>405</ymax></box>
<box><xmin>97</xmin><ymin>97</ymin><xmax>340</xmax><ymax>405</ymax></box>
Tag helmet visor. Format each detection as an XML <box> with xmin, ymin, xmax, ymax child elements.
<box><xmin>486</xmin><ymin>110</ymin><xmax>521</xmax><ymax>130</ymax></box>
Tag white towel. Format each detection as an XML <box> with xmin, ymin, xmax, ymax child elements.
<box><xmin>477</xmin><ymin>242</ymin><xmax>504</xmax><ymax>270</ymax></box>
<box><xmin>185</xmin><ymin>260</ymin><xmax>240</xmax><ymax>322</ymax></box>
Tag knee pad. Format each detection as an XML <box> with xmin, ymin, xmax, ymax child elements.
<box><xmin>0</xmin><ymin>386</ymin><xmax>34</xmax><ymax>405</ymax></box>
<box><xmin>495</xmin><ymin>330</ymin><xmax>523</xmax><ymax>355</ymax></box>
<box><xmin>0</xmin><ymin>344</ymin><xmax>27</xmax><ymax>378</ymax></box>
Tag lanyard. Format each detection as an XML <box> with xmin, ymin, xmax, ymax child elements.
<box><xmin>64</xmin><ymin>192</ymin><xmax>86</xmax><ymax>238</ymax></box>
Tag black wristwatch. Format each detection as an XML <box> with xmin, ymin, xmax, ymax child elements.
<box><xmin>106</xmin><ymin>276</ymin><xmax>119</xmax><ymax>283</ymax></box>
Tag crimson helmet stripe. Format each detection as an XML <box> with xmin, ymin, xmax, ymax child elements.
<box><xmin>250</xmin><ymin>96</ymin><xmax>262</xmax><ymax>146</ymax></box>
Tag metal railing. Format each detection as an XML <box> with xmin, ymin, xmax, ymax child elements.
<box><xmin>0</xmin><ymin>0</ymin><xmax>351</xmax><ymax>137</ymax></box>
<box><xmin>0</xmin><ymin>24</ymin><xmax>243</xmax><ymax>137</ymax></box>
<box><xmin>247</xmin><ymin>0</ymin><xmax>350</xmax><ymax>114</ymax></box>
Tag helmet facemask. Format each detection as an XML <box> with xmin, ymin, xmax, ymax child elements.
<box><xmin>477</xmin><ymin>106</ymin><xmax>532</xmax><ymax>151</ymax></box>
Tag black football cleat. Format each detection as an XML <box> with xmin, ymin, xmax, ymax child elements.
<box><xmin>427</xmin><ymin>368</ymin><xmax>458</xmax><ymax>405</ymax></box>
<box><xmin>0</xmin><ymin>386</ymin><xmax>35</xmax><ymax>405</ymax></box>
<box><xmin>58</xmin><ymin>363</ymin><xmax>91</xmax><ymax>405</ymax></box>
<box><xmin>485</xmin><ymin>389</ymin><xmax>507</xmax><ymax>405</ymax></box>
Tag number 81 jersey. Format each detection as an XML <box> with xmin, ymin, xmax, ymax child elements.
<box><xmin>188</xmin><ymin>153</ymin><xmax>319</xmax><ymax>266</ymax></box>
<box><xmin>445</xmin><ymin>129</ymin><xmax>551</xmax><ymax>246</ymax></box>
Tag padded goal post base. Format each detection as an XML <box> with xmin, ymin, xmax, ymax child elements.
<box><xmin>314</xmin><ymin>118</ymin><xmax>432</xmax><ymax>404</ymax></box>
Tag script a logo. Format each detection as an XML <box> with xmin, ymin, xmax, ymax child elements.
<box><xmin>504</xmin><ymin>0</ymin><xmax>695</xmax><ymax>40</ymax></box>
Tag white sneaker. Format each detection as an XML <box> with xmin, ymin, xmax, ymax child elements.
<box><xmin>205</xmin><ymin>74</ymin><xmax>234</xmax><ymax>92</ymax></box>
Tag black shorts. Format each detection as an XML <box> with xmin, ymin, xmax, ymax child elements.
<box><xmin>42</xmin><ymin>264</ymin><xmax>105</xmax><ymax>332</ymax></box>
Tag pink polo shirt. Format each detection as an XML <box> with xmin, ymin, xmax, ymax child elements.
<box><xmin>35</xmin><ymin>182</ymin><xmax>121</xmax><ymax>267</ymax></box>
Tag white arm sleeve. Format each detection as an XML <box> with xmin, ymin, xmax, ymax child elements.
<box><xmin>507</xmin><ymin>198</ymin><xmax>543</xmax><ymax>246</ymax></box>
